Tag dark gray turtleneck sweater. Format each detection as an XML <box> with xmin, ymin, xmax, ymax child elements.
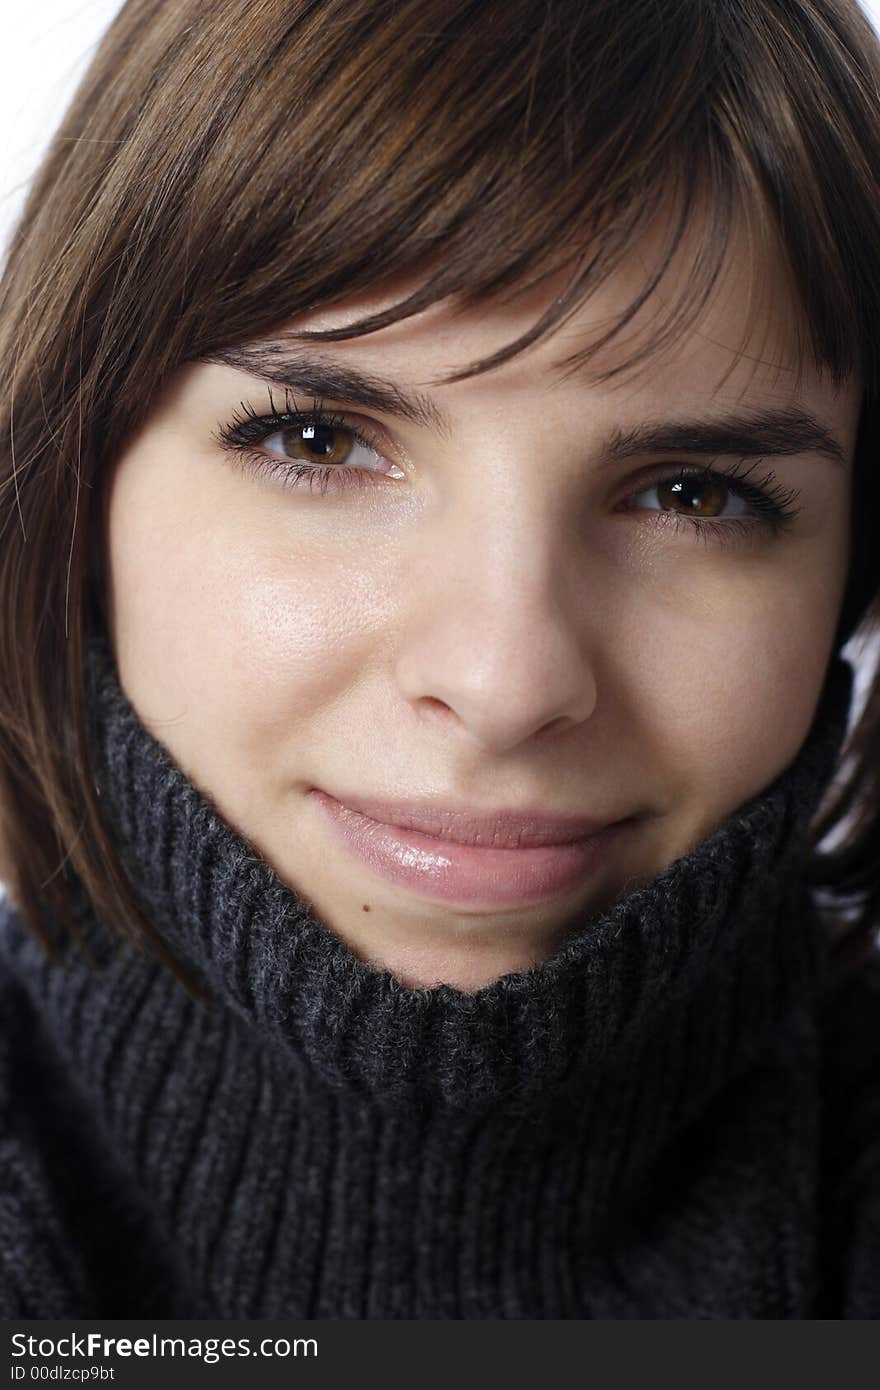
<box><xmin>1</xmin><ymin>623</ymin><xmax>879</xmax><ymax>1318</ymax></box>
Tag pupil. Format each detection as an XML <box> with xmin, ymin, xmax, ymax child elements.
<box><xmin>659</xmin><ymin>475</ymin><xmax>725</xmax><ymax>516</ymax></box>
<box><xmin>678</xmin><ymin>479</ymin><xmax>702</xmax><ymax>512</ymax></box>
<box><xmin>302</xmin><ymin>424</ymin><xmax>336</xmax><ymax>458</ymax></box>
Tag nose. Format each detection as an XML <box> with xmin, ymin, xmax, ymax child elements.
<box><xmin>394</xmin><ymin>506</ymin><xmax>599</xmax><ymax>754</ymax></box>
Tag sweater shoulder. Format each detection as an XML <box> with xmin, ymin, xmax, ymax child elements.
<box><xmin>819</xmin><ymin>940</ymin><xmax>880</xmax><ymax>1147</ymax></box>
<box><xmin>0</xmin><ymin>891</ymin><xmax>101</xmax><ymax>1316</ymax></box>
<box><xmin>817</xmin><ymin>939</ymin><xmax>880</xmax><ymax>1317</ymax></box>
<box><xmin>0</xmin><ymin>893</ymin><xmax>188</xmax><ymax>1318</ymax></box>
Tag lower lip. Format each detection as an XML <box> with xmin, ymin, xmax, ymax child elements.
<box><xmin>311</xmin><ymin>790</ymin><xmax>629</xmax><ymax>909</ymax></box>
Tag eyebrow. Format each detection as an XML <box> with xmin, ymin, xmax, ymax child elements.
<box><xmin>203</xmin><ymin>343</ymin><xmax>452</xmax><ymax>438</ymax></box>
<box><xmin>202</xmin><ymin>343</ymin><xmax>849</xmax><ymax>469</ymax></box>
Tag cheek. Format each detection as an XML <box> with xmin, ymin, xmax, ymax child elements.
<box><xmin>625</xmin><ymin>559</ymin><xmax>842</xmax><ymax>833</ymax></box>
<box><xmin>105</xmin><ymin>451</ymin><xmax>385</xmax><ymax>764</ymax></box>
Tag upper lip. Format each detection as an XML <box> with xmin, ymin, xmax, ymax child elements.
<box><xmin>317</xmin><ymin>791</ymin><xmax>624</xmax><ymax>849</ymax></box>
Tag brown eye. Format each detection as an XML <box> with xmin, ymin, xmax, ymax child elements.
<box><xmin>654</xmin><ymin>473</ymin><xmax>739</xmax><ymax>519</ymax></box>
<box><xmin>279</xmin><ymin>423</ymin><xmax>356</xmax><ymax>465</ymax></box>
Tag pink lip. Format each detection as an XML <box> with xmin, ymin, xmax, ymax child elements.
<box><xmin>310</xmin><ymin>789</ymin><xmax>631</xmax><ymax>909</ymax></box>
<box><xmin>311</xmin><ymin>792</ymin><xmax>619</xmax><ymax>848</ymax></box>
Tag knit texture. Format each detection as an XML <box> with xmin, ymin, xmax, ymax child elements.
<box><xmin>1</xmin><ymin>620</ymin><xmax>879</xmax><ymax>1318</ymax></box>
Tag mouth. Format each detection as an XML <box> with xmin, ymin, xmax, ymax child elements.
<box><xmin>310</xmin><ymin>790</ymin><xmax>622</xmax><ymax>848</ymax></box>
<box><xmin>310</xmin><ymin>789</ymin><xmax>633</xmax><ymax>910</ymax></box>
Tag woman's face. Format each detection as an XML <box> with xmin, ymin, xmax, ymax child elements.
<box><xmin>103</xmin><ymin>218</ymin><xmax>860</xmax><ymax>992</ymax></box>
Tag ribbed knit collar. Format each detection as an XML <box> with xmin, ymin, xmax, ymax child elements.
<box><xmin>1</xmin><ymin>624</ymin><xmax>856</xmax><ymax>1316</ymax></box>
<box><xmin>72</xmin><ymin>619</ymin><xmax>853</xmax><ymax>1121</ymax></box>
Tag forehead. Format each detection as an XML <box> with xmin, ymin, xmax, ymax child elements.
<box><xmin>273</xmin><ymin>201</ymin><xmax>861</xmax><ymax>432</ymax></box>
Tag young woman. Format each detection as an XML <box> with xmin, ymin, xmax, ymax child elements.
<box><xmin>1</xmin><ymin>0</ymin><xmax>879</xmax><ymax>1319</ymax></box>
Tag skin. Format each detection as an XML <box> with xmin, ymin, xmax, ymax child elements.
<box><xmin>101</xmin><ymin>212</ymin><xmax>860</xmax><ymax>993</ymax></box>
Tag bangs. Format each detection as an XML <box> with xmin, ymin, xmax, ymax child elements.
<box><xmin>279</xmin><ymin>169</ymin><xmax>813</xmax><ymax>400</ymax></box>
<box><xmin>158</xmin><ymin>0</ymin><xmax>868</xmax><ymax>397</ymax></box>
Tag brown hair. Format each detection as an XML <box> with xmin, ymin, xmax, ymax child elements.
<box><xmin>1</xmin><ymin>0</ymin><xmax>879</xmax><ymax>996</ymax></box>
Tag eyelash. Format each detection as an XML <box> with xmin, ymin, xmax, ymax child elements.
<box><xmin>212</xmin><ymin>391</ymin><xmax>805</xmax><ymax>545</ymax></box>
